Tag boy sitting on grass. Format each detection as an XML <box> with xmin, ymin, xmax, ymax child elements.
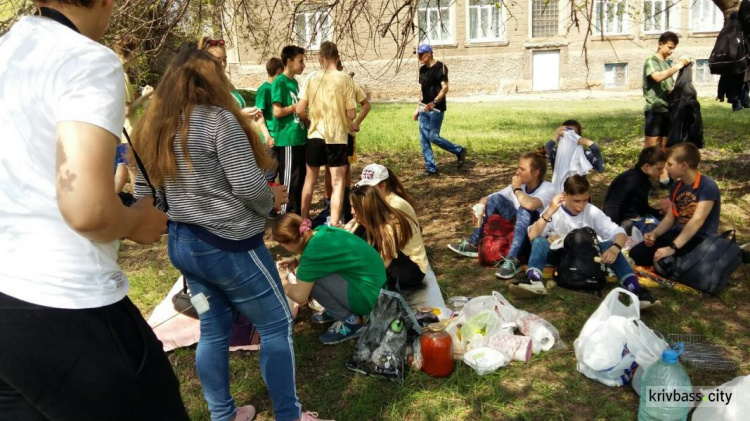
<box><xmin>510</xmin><ymin>175</ymin><xmax>659</xmax><ymax>309</ymax></box>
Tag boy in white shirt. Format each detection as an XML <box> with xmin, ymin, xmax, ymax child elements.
<box><xmin>511</xmin><ymin>175</ymin><xmax>658</xmax><ymax>309</ymax></box>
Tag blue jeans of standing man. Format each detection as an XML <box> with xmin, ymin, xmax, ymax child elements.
<box><xmin>168</xmin><ymin>223</ymin><xmax>301</xmax><ymax>421</ymax></box>
<box><xmin>526</xmin><ymin>237</ymin><xmax>635</xmax><ymax>283</ymax></box>
<box><xmin>418</xmin><ymin>110</ymin><xmax>463</xmax><ymax>173</ymax></box>
<box><xmin>469</xmin><ymin>193</ymin><xmax>539</xmax><ymax>259</ymax></box>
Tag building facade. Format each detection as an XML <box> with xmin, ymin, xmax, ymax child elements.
<box><xmin>227</xmin><ymin>0</ymin><xmax>723</xmax><ymax>99</ymax></box>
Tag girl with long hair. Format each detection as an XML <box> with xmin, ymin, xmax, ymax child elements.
<box><xmin>272</xmin><ymin>214</ymin><xmax>386</xmax><ymax>345</ymax></box>
<box><xmin>132</xmin><ymin>48</ymin><xmax>322</xmax><ymax>421</ymax></box>
<box><xmin>354</xmin><ymin>163</ymin><xmax>418</xmax><ymax>224</ymax></box>
<box><xmin>448</xmin><ymin>149</ymin><xmax>557</xmax><ymax>280</ymax></box>
<box><xmin>349</xmin><ymin>185</ymin><xmax>428</xmax><ymax>290</ymax></box>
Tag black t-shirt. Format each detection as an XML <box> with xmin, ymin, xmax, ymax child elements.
<box><xmin>669</xmin><ymin>173</ymin><xmax>721</xmax><ymax>239</ymax></box>
<box><xmin>419</xmin><ymin>61</ymin><xmax>449</xmax><ymax>112</ymax></box>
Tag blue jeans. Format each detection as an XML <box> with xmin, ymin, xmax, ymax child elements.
<box><xmin>168</xmin><ymin>223</ymin><xmax>301</xmax><ymax>421</ymax></box>
<box><xmin>469</xmin><ymin>193</ymin><xmax>538</xmax><ymax>259</ymax></box>
<box><xmin>526</xmin><ymin>237</ymin><xmax>635</xmax><ymax>283</ymax></box>
<box><xmin>418</xmin><ymin>111</ymin><xmax>463</xmax><ymax>173</ymax></box>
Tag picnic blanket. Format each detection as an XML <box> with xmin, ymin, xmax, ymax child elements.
<box><xmin>400</xmin><ymin>265</ymin><xmax>447</xmax><ymax>311</ymax></box>
<box><xmin>539</xmin><ymin>266</ymin><xmax>701</xmax><ymax>295</ymax></box>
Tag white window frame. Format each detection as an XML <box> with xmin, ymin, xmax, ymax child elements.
<box><xmin>294</xmin><ymin>5</ymin><xmax>332</xmax><ymax>51</ymax></box>
<box><xmin>593</xmin><ymin>0</ymin><xmax>630</xmax><ymax>36</ymax></box>
<box><xmin>690</xmin><ymin>0</ymin><xmax>723</xmax><ymax>33</ymax></box>
<box><xmin>467</xmin><ymin>0</ymin><xmax>506</xmax><ymax>42</ymax></box>
<box><xmin>417</xmin><ymin>0</ymin><xmax>455</xmax><ymax>45</ymax></box>
<box><xmin>604</xmin><ymin>62</ymin><xmax>628</xmax><ymax>87</ymax></box>
<box><xmin>642</xmin><ymin>0</ymin><xmax>680</xmax><ymax>34</ymax></box>
<box><xmin>530</xmin><ymin>0</ymin><xmax>559</xmax><ymax>38</ymax></box>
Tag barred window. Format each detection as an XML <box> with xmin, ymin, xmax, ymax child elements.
<box><xmin>604</xmin><ymin>63</ymin><xmax>628</xmax><ymax>87</ymax></box>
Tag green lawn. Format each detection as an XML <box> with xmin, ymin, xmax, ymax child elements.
<box><xmin>122</xmin><ymin>97</ymin><xmax>750</xmax><ymax>420</ymax></box>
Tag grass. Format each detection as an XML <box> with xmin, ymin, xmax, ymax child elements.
<box><xmin>123</xmin><ymin>97</ymin><xmax>750</xmax><ymax>420</ymax></box>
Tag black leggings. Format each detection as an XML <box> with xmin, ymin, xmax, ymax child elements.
<box><xmin>629</xmin><ymin>229</ymin><xmax>703</xmax><ymax>267</ymax></box>
<box><xmin>386</xmin><ymin>252</ymin><xmax>426</xmax><ymax>291</ymax></box>
<box><xmin>0</xmin><ymin>293</ymin><xmax>188</xmax><ymax>420</ymax></box>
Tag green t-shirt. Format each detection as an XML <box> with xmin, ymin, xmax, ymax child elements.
<box><xmin>231</xmin><ymin>89</ymin><xmax>246</xmax><ymax>109</ymax></box>
<box><xmin>271</xmin><ymin>74</ymin><xmax>307</xmax><ymax>147</ymax></box>
<box><xmin>255</xmin><ymin>81</ymin><xmax>276</xmax><ymax>139</ymax></box>
<box><xmin>643</xmin><ymin>55</ymin><xmax>673</xmax><ymax>113</ymax></box>
<box><xmin>296</xmin><ymin>226</ymin><xmax>387</xmax><ymax>315</ymax></box>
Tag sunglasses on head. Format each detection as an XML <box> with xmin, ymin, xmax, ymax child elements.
<box><xmin>203</xmin><ymin>39</ymin><xmax>225</xmax><ymax>48</ymax></box>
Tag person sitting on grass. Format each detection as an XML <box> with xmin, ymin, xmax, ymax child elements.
<box><xmin>629</xmin><ymin>143</ymin><xmax>721</xmax><ymax>270</ymax></box>
<box><xmin>273</xmin><ymin>214</ymin><xmax>386</xmax><ymax>345</ymax></box>
<box><xmin>545</xmin><ymin>119</ymin><xmax>605</xmax><ymax>173</ymax></box>
<box><xmin>604</xmin><ymin>146</ymin><xmax>670</xmax><ymax>234</ymax></box>
<box><xmin>510</xmin><ymin>175</ymin><xmax>658</xmax><ymax>309</ymax></box>
<box><xmin>348</xmin><ymin>184</ymin><xmax>428</xmax><ymax>291</ymax></box>
<box><xmin>448</xmin><ymin>150</ymin><xmax>556</xmax><ymax>280</ymax></box>
<box><xmin>355</xmin><ymin>164</ymin><xmax>419</xmax><ymax>225</ymax></box>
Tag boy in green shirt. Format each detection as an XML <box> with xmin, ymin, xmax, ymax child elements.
<box><xmin>256</xmin><ymin>57</ymin><xmax>284</xmax><ymax>183</ymax></box>
<box><xmin>643</xmin><ymin>31</ymin><xmax>691</xmax><ymax>150</ymax></box>
<box><xmin>273</xmin><ymin>45</ymin><xmax>308</xmax><ymax>215</ymax></box>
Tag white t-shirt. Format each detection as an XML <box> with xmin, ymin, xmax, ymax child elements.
<box><xmin>495</xmin><ymin>181</ymin><xmax>557</xmax><ymax>212</ymax></box>
<box><xmin>0</xmin><ymin>17</ymin><xmax>127</xmax><ymax>309</ymax></box>
<box><xmin>540</xmin><ymin>203</ymin><xmax>625</xmax><ymax>243</ymax></box>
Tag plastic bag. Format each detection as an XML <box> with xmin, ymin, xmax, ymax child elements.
<box><xmin>692</xmin><ymin>375</ymin><xmax>750</xmax><ymax>421</ymax></box>
<box><xmin>463</xmin><ymin>347</ymin><xmax>509</xmax><ymax>375</ymax></box>
<box><xmin>346</xmin><ymin>290</ymin><xmax>421</xmax><ymax>382</ymax></box>
<box><xmin>574</xmin><ymin>288</ymin><xmax>641</xmax><ymax>387</ymax></box>
<box><xmin>622</xmin><ymin>320</ymin><xmax>668</xmax><ymax>369</ymax></box>
<box><xmin>459</xmin><ymin>309</ymin><xmax>503</xmax><ymax>351</ymax></box>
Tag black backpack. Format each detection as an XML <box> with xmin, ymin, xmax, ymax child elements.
<box><xmin>553</xmin><ymin>227</ymin><xmax>608</xmax><ymax>292</ymax></box>
<box><xmin>655</xmin><ymin>230</ymin><xmax>742</xmax><ymax>295</ymax></box>
<box><xmin>709</xmin><ymin>11</ymin><xmax>750</xmax><ymax>75</ymax></box>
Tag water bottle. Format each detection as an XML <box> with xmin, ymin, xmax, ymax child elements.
<box><xmin>638</xmin><ymin>344</ymin><xmax>692</xmax><ymax>421</ymax></box>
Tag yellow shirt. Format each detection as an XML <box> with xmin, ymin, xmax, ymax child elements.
<box><xmin>386</xmin><ymin>192</ymin><xmax>418</xmax><ymax>226</ymax></box>
<box><xmin>385</xmin><ymin>220</ymin><xmax>428</xmax><ymax>274</ymax></box>
<box><xmin>299</xmin><ymin>70</ymin><xmax>356</xmax><ymax>144</ymax></box>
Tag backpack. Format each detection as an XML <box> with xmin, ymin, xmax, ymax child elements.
<box><xmin>709</xmin><ymin>11</ymin><xmax>750</xmax><ymax>75</ymax></box>
<box><xmin>553</xmin><ymin>227</ymin><xmax>607</xmax><ymax>292</ymax></box>
<box><xmin>655</xmin><ymin>230</ymin><xmax>742</xmax><ymax>295</ymax></box>
<box><xmin>478</xmin><ymin>214</ymin><xmax>515</xmax><ymax>266</ymax></box>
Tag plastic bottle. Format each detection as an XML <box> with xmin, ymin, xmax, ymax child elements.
<box><xmin>638</xmin><ymin>344</ymin><xmax>692</xmax><ymax>421</ymax></box>
<box><xmin>420</xmin><ymin>323</ymin><xmax>454</xmax><ymax>377</ymax></box>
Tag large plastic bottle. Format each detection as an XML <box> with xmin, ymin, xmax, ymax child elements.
<box><xmin>638</xmin><ymin>344</ymin><xmax>692</xmax><ymax>421</ymax></box>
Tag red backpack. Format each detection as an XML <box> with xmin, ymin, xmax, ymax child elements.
<box><xmin>478</xmin><ymin>214</ymin><xmax>515</xmax><ymax>266</ymax></box>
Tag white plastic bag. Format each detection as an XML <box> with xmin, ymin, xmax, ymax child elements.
<box><xmin>463</xmin><ymin>347</ymin><xmax>510</xmax><ymax>375</ymax></box>
<box><xmin>574</xmin><ymin>288</ymin><xmax>641</xmax><ymax>387</ymax></box>
<box><xmin>692</xmin><ymin>375</ymin><xmax>750</xmax><ymax>421</ymax></box>
<box><xmin>622</xmin><ymin>319</ymin><xmax>668</xmax><ymax>369</ymax></box>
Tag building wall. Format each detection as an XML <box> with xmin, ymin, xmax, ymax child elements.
<box><xmin>228</xmin><ymin>0</ymin><xmax>721</xmax><ymax>98</ymax></box>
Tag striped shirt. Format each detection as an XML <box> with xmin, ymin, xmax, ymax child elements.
<box><xmin>135</xmin><ymin>105</ymin><xmax>273</xmax><ymax>240</ymax></box>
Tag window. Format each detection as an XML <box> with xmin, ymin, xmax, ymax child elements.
<box><xmin>691</xmin><ymin>0</ymin><xmax>723</xmax><ymax>32</ymax></box>
<box><xmin>694</xmin><ymin>59</ymin><xmax>719</xmax><ymax>83</ymax></box>
<box><xmin>294</xmin><ymin>4</ymin><xmax>332</xmax><ymax>50</ymax></box>
<box><xmin>469</xmin><ymin>0</ymin><xmax>505</xmax><ymax>42</ymax></box>
<box><xmin>643</xmin><ymin>0</ymin><xmax>679</xmax><ymax>34</ymax></box>
<box><xmin>604</xmin><ymin>63</ymin><xmax>628</xmax><ymax>87</ymax></box>
<box><xmin>593</xmin><ymin>0</ymin><xmax>629</xmax><ymax>36</ymax></box>
<box><xmin>418</xmin><ymin>0</ymin><xmax>454</xmax><ymax>45</ymax></box>
<box><xmin>531</xmin><ymin>0</ymin><xmax>559</xmax><ymax>38</ymax></box>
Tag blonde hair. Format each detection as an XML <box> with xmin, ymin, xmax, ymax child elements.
<box><xmin>350</xmin><ymin>184</ymin><xmax>414</xmax><ymax>261</ymax></box>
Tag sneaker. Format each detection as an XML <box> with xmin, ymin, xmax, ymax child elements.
<box><xmin>447</xmin><ymin>240</ymin><xmax>478</xmax><ymax>258</ymax></box>
<box><xmin>319</xmin><ymin>320</ymin><xmax>363</xmax><ymax>345</ymax></box>
<box><xmin>419</xmin><ymin>170</ymin><xmax>439</xmax><ymax>177</ymax></box>
<box><xmin>457</xmin><ymin>147</ymin><xmax>467</xmax><ymax>169</ymax></box>
<box><xmin>509</xmin><ymin>276</ymin><xmax>548</xmax><ymax>298</ymax></box>
<box><xmin>732</xmin><ymin>102</ymin><xmax>743</xmax><ymax>112</ymax></box>
<box><xmin>637</xmin><ymin>288</ymin><xmax>661</xmax><ymax>310</ymax></box>
<box><xmin>307</xmin><ymin>298</ymin><xmax>325</xmax><ymax>313</ymax></box>
<box><xmin>232</xmin><ymin>405</ymin><xmax>256</xmax><ymax>421</ymax></box>
<box><xmin>300</xmin><ymin>411</ymin><xmax>332</xmax><ymax>421</ymax></box>
<box><xmin>495</xmin><ymin>257</ymin><xmax>521</xmax><ymax>280</ymax></box>
<box><xmin>311</xmin><ymin>310</ymin><xmax>334</xmax><ymax>324</ymax></box>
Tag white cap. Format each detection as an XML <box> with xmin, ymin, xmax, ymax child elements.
<box><xmin>356</xmin><ymin>164</ymin><xmax>389</xmax><ymax>186</ymax></box>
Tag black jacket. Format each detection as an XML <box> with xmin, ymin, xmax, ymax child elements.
<box><xmin>604</xmin><ymin>166</ymin><xmax>662</xmax><ymax>225</ymax></box>
<box><xmin>668</xmin><ymin>62</ymin><xmax>704</xmax><ymax>148</ymax></box>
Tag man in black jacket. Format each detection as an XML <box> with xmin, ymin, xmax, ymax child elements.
<box><xmin>604</xmin><ymin>146</ymin><xmax>669</xmax><ymax>234</ymax></box>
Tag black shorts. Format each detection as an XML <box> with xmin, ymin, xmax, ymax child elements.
<box><xmin>644</xmin><ymin>111</ymin><xmax>671</xmax><ymax>137</ymax></box>
<box><xmin>346</xmin><ymin>134</ymin><xmax>355</xmax><ymax>157</ymax></box>
<box><xmin>306</xmin><ymin>138</ymin><xmax>348</xmax><ymax>168</ymax></box>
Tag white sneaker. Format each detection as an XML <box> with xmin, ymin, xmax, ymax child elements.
<box><xmin>300</xmin><ymin>411</ymin><xmax>333</xmax><ymax>420</ymax></box>
<box><xmin>509</xmin><ymin>279</ymin><xmax>548</xmax><ymax>298</ymax></box>
<box><xmin>233</xmin><ymin>405</ymin><xmax>256</xmax><ymax>421</ymax></box>
<box><xmin>308</xmin><ymin>298</ymin><xmax>325</xmax><ymax>313</ymax></box>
